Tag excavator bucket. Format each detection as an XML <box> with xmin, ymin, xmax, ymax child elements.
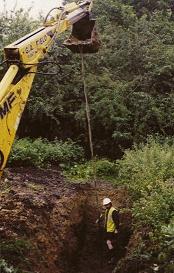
<box><xmin>63</xmin><ymin>15</ymin><xmax>100</xmax><ymax>53</ymax></box>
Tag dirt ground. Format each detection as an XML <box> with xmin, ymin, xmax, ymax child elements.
<box><xmin>0</xmin><ymin>167</ymin><xmax>132</xmax><ymax>273</ymax></box>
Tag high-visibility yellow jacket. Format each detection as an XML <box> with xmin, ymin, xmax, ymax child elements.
<box><xmin>104</xmin><ymin>207</ymin><xmax>117</xmax><ymax>233</ymax></box>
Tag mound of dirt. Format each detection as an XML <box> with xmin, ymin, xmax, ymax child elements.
<box><xmin>0</xmin><ymin>167</ymin><xmax>132</xmax><ymax>273</ymax></box>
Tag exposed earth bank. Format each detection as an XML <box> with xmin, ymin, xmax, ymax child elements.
<box><xmin>0</xmin><ymin>167</ymin><xmax>136</xmax><ymax>273</ymax></box>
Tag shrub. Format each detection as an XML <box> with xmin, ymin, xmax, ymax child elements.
<box><xmin>132</xmin><ymin>180</ymin><xmax>174</xmax><ymax>229</ymax></box>
<box><xmin>8</xmin><ymin>138</ymin><xmax>84</xmax><ymax>168</ymax></box>
<box><xmin>95</xmin><ymin>159</ymin><xmax>118</xmax><ymax>177</ymax></box>
<box><xmin>67</xmin><ymin>159</ymin><xmax>118</xmax><ymax>181</ymax></box>
<box><xmin>68</xmin><ymin>162</ymin><xmax>94</xmax><ymax>181</ymax></box>
<box><xmin>115</xmin><ymin>138</ymin><xmax>174</xmax><ymax>227</ymax></box>
<box><xmin>113</xmin><ymin>137</ymin><xmax>174</xmax><ymax>272</ymax></box>
<box><xmin>117</xmin><ymin>138</ymin><xmax>174</xmax><ymax>199</ymax></box>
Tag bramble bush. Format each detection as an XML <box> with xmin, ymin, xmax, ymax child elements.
<box><xmin>8</xmin><ymin>138</ymin><xmax>84</xmax><ymax>168</ymax></box>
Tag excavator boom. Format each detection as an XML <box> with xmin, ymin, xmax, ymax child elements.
<box><xmin>0</xmin><ymin>0</ymin><xmax>100</xmax><ymax>176</ymax></box>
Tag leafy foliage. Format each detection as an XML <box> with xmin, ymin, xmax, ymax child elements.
<box><xmin>132</xmin><ymin>181</ymin><xmax>174</xmax><ymax>228</ymax></box>
<box><xmin>157</xmin><ymin>221</ymin><xmax>174</xmax><ymax>272</ymax></box>
<box><xmin>67</xmin><ymin>159</ymin><xmax>117</xmax><ymax>181</ymax></box>
<box><xmin>9</xmin><ymin>138</ymin><xmax>84</xmax><ymax>168</ymax></box>
<box><xmin>0</xmin><ymin>239</ymin><xmax>31</xmax><ymax>272</ymax></box>
<box><xmin>117</xmin><ymin>138</ymin><xmax>174</xmax><ymax>197</ymax></box>
<box><xmin>115</xmin><ymin>138</ymin><xmax>174</xmax><ymax>272</ymax></box>
<box><xmin>0</xmin><ymin>8</ymin><xmax>38</xmax><ymax>61</ymax></box>
<box><xmin>1</xmin><ymin>2</ymin><xmax>174</xmax><ymax>157</ymax></box>
<box><xmin>0</xmin><ymin>239</ymin><xmax>31</xmax><ymax>258</ymax></box>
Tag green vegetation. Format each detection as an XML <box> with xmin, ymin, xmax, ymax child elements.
<box><xmin>9</xmin><ymin>138</ymin><xmax>84</xmax><ymax>168</ymax></box>
<box><xmin>0</xmin><ymin>239</ymin><xmax>32</xmax><ymax>272</ymax></box>
<box><xmin>117</xmin><ymin>138</ymin><xmax>174</xmax><ymax>198</ymax></box>
<box><xmin>116</xmin><ymin>138</ymin><xmax>174</xmax><ymax>272</ymax></box>
<box><xmin>0</xmin><ymin>239</ymin><xmax>31</xmax><ymax>257</ymax></box>
<box><xmin>1</xmin><ymin>1</ymin><xmax>174</xmax><ymax>157</ymax></box>
<box><xmin>67</xmin><ymin>159</ymin><xmax>117</xmax><ymax>181</ymax></box>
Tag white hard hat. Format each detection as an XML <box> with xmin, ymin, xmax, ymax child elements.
<box><xmin>103</xmin><ymin>197</ymin><xmax>111</xmax><ymax>206</ymax></box>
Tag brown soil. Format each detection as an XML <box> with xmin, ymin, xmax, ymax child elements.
<box><xmin>0</xmin><ymin>167</ymin><xmax>132</xmax><ymax>273</ymax></box>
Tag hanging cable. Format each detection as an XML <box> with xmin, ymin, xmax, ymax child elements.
<box><xmin>80</xmin><ymin>49</ymin><xmax>99</xmax><ymax>216</ymax></box>
<box><xmin>44</xmin><ymin>7</ymin><xmax>64</xmax><ymax>25</ymax></box>
<box><xmin>81</xmin><ymin>51</ymin><xmax>94</xmax><ymax>159</ymax></box>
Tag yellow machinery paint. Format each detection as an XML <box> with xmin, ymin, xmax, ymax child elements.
<box><xmin>0</xmin><ymin>0</ymin><xmax>100</xmax><ymax>176</ymax></box>
<box><xmin>0</xmin><ymin>66</ymin><xmax>36</xmax><ymax>174</ymax></box>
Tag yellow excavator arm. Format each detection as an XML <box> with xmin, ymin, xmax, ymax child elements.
<box><xmin>0</xmin><ymin>0</ymin><xmax>100</xmax><ymax>176</ymax></box>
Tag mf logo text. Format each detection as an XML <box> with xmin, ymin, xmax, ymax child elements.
<box><xmin>0</xmin><ymin>92</ymin><xmax>16</xmax><ymax>119</ymax></box>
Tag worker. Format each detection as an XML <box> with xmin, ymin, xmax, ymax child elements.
<box><xmin>103</xmin><ymin>197</ymin><xmax>119</xmax><ymax>264</ymax></box>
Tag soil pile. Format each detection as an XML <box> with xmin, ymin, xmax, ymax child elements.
<box><xmin>0</xmin><ymin>167</ymin><xmax>132</xmax><ymax>273</ymax></box>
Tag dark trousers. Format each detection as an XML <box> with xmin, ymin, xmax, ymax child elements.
<box><xmin>105</xmin><ymin>232</ymin><xmax>117</xmax><ymax>260</ymax></box>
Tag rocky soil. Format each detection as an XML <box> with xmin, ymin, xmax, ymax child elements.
<box><xmin>0</xmin><ymin>167</ymin><xmax>132</xmax><ymax>273</ymax></box>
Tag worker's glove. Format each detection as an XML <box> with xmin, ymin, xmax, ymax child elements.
<box><xmin>107</xmin><ymin>240</ymin><xmax>114</xmax><ymax>250</ymax></box>
<box><xmin>96</xmin><ymin>219</ymin><xmax>99</xmax><ymax>224</ymax></box>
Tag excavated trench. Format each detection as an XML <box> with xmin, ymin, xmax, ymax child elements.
<box><xmin>0</xmin><ymin>167</ymin><xmax>132</xmax><ymax>273</ymax></box>
<box><xmin>65</xmin><ymin>186</ymin><xmax>132</xmax><ymax>273</ymax></box>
